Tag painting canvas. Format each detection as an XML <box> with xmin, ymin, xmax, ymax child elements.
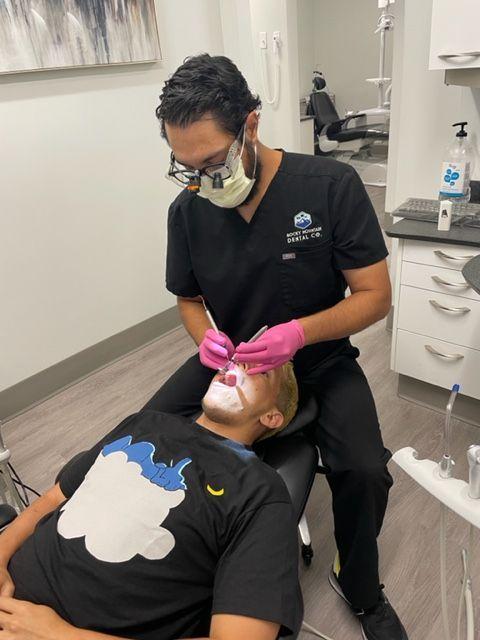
<box><xmin>0</xmin><ymin>1</ymin><xmax>161</xmax><ymax>74</ymax></box>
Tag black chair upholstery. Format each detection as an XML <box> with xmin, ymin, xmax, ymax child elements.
<box><xmin>308</xmin><ymin>91</ymin><xmax>388</xmax><ymax>143</ymax></box>
<box><xmin>255</xmin><ymin>386</ymin><xmax>320</xmax><ymax>524</ymax></box>
<box><xmin>261</xmin><ymin>434</ymin><xmax>318</xmax><ymax>524</ymax></box>
<box><xmin>0</xmin><ymin>503</ymin><xmax>18</xmax><ymax>530</ymax></box>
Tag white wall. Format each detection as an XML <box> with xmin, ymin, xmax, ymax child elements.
<box><xmin>385</xmin><ymin>0</ymin><xmax>480</xmax><ymax>212</ymax></box>
<box><xmin>1</xmin><ymin>0</ymin><xmax>303</xmax><ymax>393</ymax></box>
<box><xmin>220</xmin><ymin>0</ymin><xmax>302</xmax><ymax>151</ymax></box>
<box><xmin>297</xmin><ymin>0</ymin><xmax>316</xmax><ymax>99</ymax></box>
<box><xmin>0</xmin><ymin>0</ymin><xmax>224</xmax><ymax>392</ymax></box>
<box><xmin>310</xmin><ymin>0</ymin><xmax>393</xmax><ymax>117</ymax></box>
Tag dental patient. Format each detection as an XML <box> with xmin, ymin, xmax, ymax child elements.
<box><xmin>0</xmin><ymin>363</ymin><xmax>301</xmax><ymax>640</ymax></box>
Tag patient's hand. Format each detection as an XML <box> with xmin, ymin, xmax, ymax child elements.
<box><xmin>0</xmin><ymin>597</ymin><xmax>73</xmax><ymax>639</ymax></box>
<box><xmin>0</xmin><ymin>567</ymin><xmax>14</xmax><ymax>597</ymax></box>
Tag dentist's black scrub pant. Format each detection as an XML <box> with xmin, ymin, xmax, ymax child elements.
<box><xmin>142</xmin><ymin>350</ymin><xmax>393</xmax><ymax>611</ymax></box>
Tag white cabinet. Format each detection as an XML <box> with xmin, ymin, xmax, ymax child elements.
<box><xmin>429</xmin><ymin>0</ymin><xmax>480</xmax><ymax>71</ymax></box>
<box><xmin>391</xmin><ymin>238</ymin><xmax>480</xmax><ymax>400</ymax></box>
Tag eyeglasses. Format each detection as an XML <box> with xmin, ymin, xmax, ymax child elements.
<box><xmin>166</xmin><ymin>152</ymin><xmax>235</xmax><ymax>188</ymax></box>
<box><xmin>166</xmin><ymin>124</ymin><xmax>245</xmax><ymax>190</ymax></box>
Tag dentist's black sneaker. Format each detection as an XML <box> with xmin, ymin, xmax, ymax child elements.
<box><xmin>329</xmin><ymin>567</ymin><xmax>408</xmax><ymax>640</ymax></box>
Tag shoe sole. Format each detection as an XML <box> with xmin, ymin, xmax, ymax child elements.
<box><xmin>328</xmin><ymin>569</ymin><xmax>368</xmax><ymax>640</ymax></box>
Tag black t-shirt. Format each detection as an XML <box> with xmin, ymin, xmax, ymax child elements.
<box><xmin>9</xmin><ymin>411</ymin><xmax>301</xmax><ymax>639</ymax></box>
<box><xmin>166</xmin><ymin>152</ymin><xmax>388</xmax><ymax>375</ymax></box>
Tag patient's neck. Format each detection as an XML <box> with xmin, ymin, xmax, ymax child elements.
<box><xmin>195</xmin><ymin>413</ymin><xmax>259</xmax><ymax>446</ymax></box>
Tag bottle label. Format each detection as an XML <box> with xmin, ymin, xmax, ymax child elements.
<box><xmin>439</xmin><ymin>161</ymin><xmax>470</xmax><ymax>196</ymax></box>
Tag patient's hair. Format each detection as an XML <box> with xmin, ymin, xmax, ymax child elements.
<box><xmin>155</xmin><ymin>54</ymin><xmax>261</xmax><ymax>139</ymax></box>
<box><xmin>262</xmin><ymin>362</ymin><xmax>299</xmax><ymax>439</ymax></box>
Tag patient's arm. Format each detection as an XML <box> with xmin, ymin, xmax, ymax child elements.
<box><xmin>0</xmin><ymin>484</ymin><xmax>65</xmax><ymax>573</ymax></box>
<box><xmin>209</xmin><ymin>613</ymin><xmax>280</xmax><ymax>639</ymax></box>
<box><xmin>0</xmin><ymin>599</ymin><xmax>278</xmax><ymax>640</ymax></box>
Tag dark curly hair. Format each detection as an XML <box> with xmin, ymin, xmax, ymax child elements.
<box><xmin>156</xmin><ymin>54</ymin><xmax>261</xmax><ymax>139</ymax></box>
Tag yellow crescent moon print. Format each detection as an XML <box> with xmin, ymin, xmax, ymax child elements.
<box><xmin>206</xmin><ymin>484</ymin><xmax>225</xmax><ymax>496</ymax></box>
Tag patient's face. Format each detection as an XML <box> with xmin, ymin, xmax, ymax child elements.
<box><xmin>201</xmin><ymin>363</ymin><xmax>283</xmax><ymax>424</ymax></box>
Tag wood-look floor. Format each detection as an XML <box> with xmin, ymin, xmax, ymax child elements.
<box><xmin>4</xmin><ymin>188</ymin><xmax>480</xmax><ymax>639</ymax></box>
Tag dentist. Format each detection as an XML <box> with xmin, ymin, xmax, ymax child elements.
<box><xmin>144</xmin><ymin>54</ymin><xmax>407</xmax><ymax>640</ymax></box>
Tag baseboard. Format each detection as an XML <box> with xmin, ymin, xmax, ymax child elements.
<box><xmin>385</xmin><ymin>305</ymin><xmax>394</xmax><ymax>332</ymax></box>
<box><xmin>0</xmin><ymin>306</ymin><xmax>181</xmax><ymax>422</ymax></box>
<box><xmin>398</xmin><ymin>374</ymin><xmax>480</xmax><ymax>428</ymax></box>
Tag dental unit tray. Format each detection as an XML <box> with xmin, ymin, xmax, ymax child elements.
<box><xmin>393</xmin><ymin>448</ymin><xmax>480</xmax><ymax>529</ymax></box>
<box><xmin>392</xmin><ymin>198</ymin><xmax>480</xmax><ymax>224</ymax></box>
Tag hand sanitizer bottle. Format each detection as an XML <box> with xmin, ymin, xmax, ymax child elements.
<box><xmin>438</xmin><ymin>122</ymin><xmax>474</xmax><ymax>203</ymax></box>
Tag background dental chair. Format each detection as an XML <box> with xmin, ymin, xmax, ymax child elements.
<box><xmin>308</xmin><ymin>90</ymin><xmax>388</xmax><ymax>159</ymax></box>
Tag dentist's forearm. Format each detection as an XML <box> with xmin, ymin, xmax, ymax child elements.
<box><xmin>298</xmin><ymin>289</ymin><xmax>391</xmax><ymax>346</ymax></box>
<box><xmin>177</xmin><ymin>296</ymin><xmax>212</xmax><ymax>346</ymax></box>
<box><xmin>0</xmin><ymin>484</ymin><xmax>65</xmax><ymax>565</ymax></box>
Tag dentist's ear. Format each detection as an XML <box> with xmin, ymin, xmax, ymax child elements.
<box><xmin>245</xmin><ymin>111</ymin><xmax>260</xmax><ymax>144</ymax></box>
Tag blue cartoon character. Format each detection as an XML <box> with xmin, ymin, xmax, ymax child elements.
<box><xmin>58</xmin><ymin>436</ymin><xmax>191</xmax><ymax>563</ymax></box>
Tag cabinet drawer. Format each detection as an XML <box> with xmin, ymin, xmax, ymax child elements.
<box><xmin>395</xmin><ymin>330</ymin><xmax>480</xmax><ymax>400</ymax></box>
<box><xmin>403</xmin><ymin>239</ymin><xmax>480</xmax><ymax>271</ymax></box>
<box><xmin>400</xmin><ymin>261</ymin><xmax>480</xmax><ymax>302</ymax></box>
<box><xmin>397</xmin><ymin>286</ymin><xmax>480</xmax><ymax>350</ymax></box>
<box><xmin>430</xmin><ymin>0</ymin><xmax>480</xmax><ymax>71</ymax></box>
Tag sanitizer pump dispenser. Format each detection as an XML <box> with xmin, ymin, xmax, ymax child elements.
<box><xmin>439</xmin><ymin>122</ymin><xmax>474</xmax><ymax>203</ymax></box>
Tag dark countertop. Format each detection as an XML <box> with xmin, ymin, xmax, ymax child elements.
<box><xmin>300</xmin><ymin>115</ymin><xmax>314</xmax><ymax>122</ymax></box>
<box><xmin>462</xmin><ymin>256</ymin><xmax>480</xmax><ymax>295</ymax></box>
<box><xmin>384</xmin><ymin>218</ymin><xmax>480</xmax><ymax>247</ymax></box>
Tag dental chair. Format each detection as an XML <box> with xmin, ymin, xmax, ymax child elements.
<box><xmin>308</xmin><ymin>91</ymin><xmax>388</xmax><ymax>159</ymax></box>
<box><xmin>254</xmin><ymin>386</ymin><xmax>325</xmax><ymax>566</ymax></box>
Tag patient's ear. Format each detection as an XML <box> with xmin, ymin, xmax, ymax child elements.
<box><xmin>259</xmin><ymin>408</ymin><xmax>284</xmax><ymax>432</ymax></box>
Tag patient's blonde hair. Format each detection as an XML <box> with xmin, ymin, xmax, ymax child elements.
<box><xmin>261</xmin><ymin>361</ymin><xmax>299</xmax><ymax>439</ymax></box>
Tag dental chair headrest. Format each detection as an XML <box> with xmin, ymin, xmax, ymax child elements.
<box><xmin>274</xmin><ymin>386</ymin><xmax>318</xmax><ymax>439</ymax></box>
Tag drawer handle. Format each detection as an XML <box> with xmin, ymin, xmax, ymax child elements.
<box><xmin>429</xmin><ymin>299</ymin><xmax>471</xmax><ymax>314</ymax></box>
<box><xmin>425</xmin><ymin>344</ymin><xmax>464</xmax><ymax>360</ymax></box>
<box><xmin>434</xmin><ymin>250</ymin><xmax>475</xmax><ymax>262</ymax></box>
<box><xmin>438</xmin><ymin>51</ymin><xmax>480</xmax><ymax>58</ymax></box>
<box><xmin>432</xmin><ymin>275</ymin><xmax>471</xmax><ymax>289</ymax></box>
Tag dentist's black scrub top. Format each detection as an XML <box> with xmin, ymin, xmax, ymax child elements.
<box><xmin>166</xmin><ymin>152</ymin><xmax>388</xmax><ymax>376</ymax></box>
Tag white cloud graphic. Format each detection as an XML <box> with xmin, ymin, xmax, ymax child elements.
<box><xmin>57</xmin><ymin>450</ymin><xmax>186</xmax><ymax>563</ymax></box>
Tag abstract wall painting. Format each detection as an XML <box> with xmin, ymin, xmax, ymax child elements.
<box><xmin>0</xmin><ymin>1</ymin><xmax>161</xmax><ymax>74</ymax></box>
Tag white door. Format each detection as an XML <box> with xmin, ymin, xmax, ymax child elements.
<box><xmin>430</xmin><ymin>0</ymin><xmax>480</xmax><ymax>71</ymax></box>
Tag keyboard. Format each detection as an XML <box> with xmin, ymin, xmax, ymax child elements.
<box><xmin>392</xmin><ymin>198</ymin><xmax>480</xmax><ymax>225</ymax></box>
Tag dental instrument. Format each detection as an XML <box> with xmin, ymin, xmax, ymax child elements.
<box><xmin>201</xmin><ymin>298</ymin><xmax>269</xmax><ymax>385</ymax></box>
<box><xmin>223</xmin><ymin>325</ymin><xmax>268</xmax><ymax>386</ymax></box>
<box><xmin>393</xmin><ymin>384</ymin><xmax>478</xmax><ymax>640</ymax></box>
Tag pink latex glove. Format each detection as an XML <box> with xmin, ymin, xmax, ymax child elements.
<box><xmin>234</xmin><ymin>320</ymin><xmax>305</xmax><ymax>374</ymax></box>
<box><xmin>199</xmin><ymin>329</ymin><xmax>235</xmax><ymax>370</ymax></box>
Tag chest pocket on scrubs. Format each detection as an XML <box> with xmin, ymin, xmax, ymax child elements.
<box><xmin>278</xmin><ymin>242</ymin><xmax>335</xmax><ymax>312</ymax></box>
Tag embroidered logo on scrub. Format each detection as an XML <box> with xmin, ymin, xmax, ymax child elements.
<box><xmin>287</xmin><ymin>211</ymin><xmax>323</xmax><ymax>244</ymax></box>
<box><xmin>57</xmin><ymin>435</ymin><xmax>192</xmax><ymax>563</ymax></box>
<box><xmin>294</xmin><ymin>211</ymin><xmax>312</xmax><ymax>229</ymax></box>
